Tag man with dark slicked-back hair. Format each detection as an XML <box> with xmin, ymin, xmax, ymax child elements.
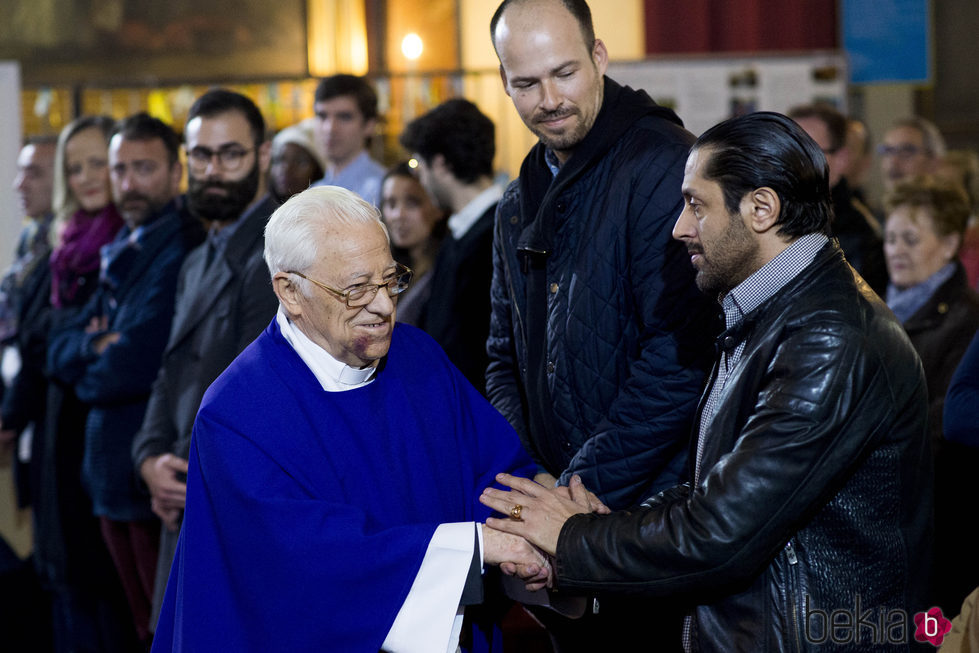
<box><xmin>482</xmin><ymin>112</ymin><xmax>932</xmax><ymax>653</ymax></box>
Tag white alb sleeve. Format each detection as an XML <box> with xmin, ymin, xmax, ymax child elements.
<box><xmin>381</xmin><ymin>522</ymin><xmax>479</xmax><ymax>653</ymax></box>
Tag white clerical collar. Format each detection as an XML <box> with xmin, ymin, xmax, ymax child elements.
<box><xmin>276</xmin><ymin>307</ymin><xmax>376</xmax><ymax>392</ymax></box>
<box><xmin>447</xmin><ymin>184</ymin><xmax>503</xmax><ymax>240</ymax></box>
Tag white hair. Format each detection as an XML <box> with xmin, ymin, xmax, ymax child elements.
<box><xmin>264</xmin><ymin>185</ymin><xmax>389</xmax><ymax>296</ymax></box>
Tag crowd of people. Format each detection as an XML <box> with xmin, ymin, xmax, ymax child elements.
<box><xmin>2</xmin><ymin>0</ymin><xmax>979</xmax><ymax>651</ymax></box>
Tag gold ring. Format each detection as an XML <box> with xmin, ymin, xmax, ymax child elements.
<box><xmin>509</xmin><ymin>504</ymin><xmax>523</xmax><ymax>520</ymax></box>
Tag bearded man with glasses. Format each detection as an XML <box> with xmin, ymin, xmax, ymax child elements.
<box><xmin>151</xmin><ymin>186</ymin><xmax>545</xmax><ymax>652</ymax></box>
<box><xmin>131</xmin><ymin>88</ymin><xmax>279</xmax><ymax>637</ymax></box>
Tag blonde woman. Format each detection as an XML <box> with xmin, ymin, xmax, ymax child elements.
<box><xmin>40</xmin><ymin>115</ymin><xmax>136</xmax><ymax>652</ymax></box>
<box><xmin>49</xmin><ymin>115</ymin><xmax>123</xmax><ymax>309</ymax></box>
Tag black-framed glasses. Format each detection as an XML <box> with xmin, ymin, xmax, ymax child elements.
<box><xmin>289</xmin><ymin>264</ymin><xmax>412</xmax><ymax>308</ymax></box>
<box><xmin>186</xmin><ymin>145</ymin><xmax>255</xmax><ymax>173</ymax></box>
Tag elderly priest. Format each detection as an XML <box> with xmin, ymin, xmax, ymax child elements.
<box><xmin>151</xmin><ymin>186</ymin><xmax>543</xmax><ymax>653</ymax></box>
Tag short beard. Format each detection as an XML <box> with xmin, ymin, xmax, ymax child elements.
<box><xmin>694</xmin><ymin>212</ymin><xmax>760</xmax><ymax>297</ymax></box>
<box><xmin>187</xmin><ymin>163</ymin><xmax>260</xmax><ymax>224</ymax></box>
<box><xmin>119</xmin><ymin>195</ymin><xmax>168</xmax><ymax>227</ymax></box>
<box><xmin>530</xmin><ymin>108</ymin><xmax>589</xmax><ymax>155</ymax></box>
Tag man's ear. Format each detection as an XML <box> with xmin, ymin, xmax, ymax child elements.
<box><xmin>499</xmin><ymin>65</ymin><xmax>512</xmax><ymax>98</ymax></box>
<box><xmin>272</xmin><ymin>273</ymin><xmax>301</xmax><ymax>316</ymax></box>
<box><xmin>744</xmin><ymin>187</ymin><xmax>781</xmax><ymax>234</ymax></box>
<box><xmin>593</xmin><ymin>39</ymin><xmax>609</xmax><ymax>77</ymax></box>
<box><xmin>168</xmin><ymin>160</ymin><xmax>183</xmax><ymax>197</ymax></box>
<box><xmin>257</xmin><ymin>139</ymin><xmax>272</xmax><ymax>174</ymax></box>
<box><xmin>361</xmin><ymin>117</ymin><xmax>378</xmax><ymax>140</ymax></box>
<box><xmin>431</xmin><ymin>153</ymin><xmax>450</xmax><ymax>177</ymax></box>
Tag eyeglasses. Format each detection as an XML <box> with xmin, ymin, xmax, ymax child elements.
<box><xmin>877</xmin><ymin>144</ymin><xmax>925</xmax><ymax>160</ymax></box>
<box><xmin>186</xmin><ymin>145</ymin><xmax>255</xmax><ymax>173</ymax></box>
<box><xmin>289</xmin><ymin>264</ymin><xmax>412</xmax><ymax>308</ymax></box>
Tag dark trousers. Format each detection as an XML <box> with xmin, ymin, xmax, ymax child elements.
<box><xmin>529</xmin><ymin>595</ymin><xmax>685</xmax><ymax>653</ymax></box>
<box><xmin>0</xmin><ymin>539</ymin><xmax>52</xmax><ymax>653</ymax></box>
<box><xmin>51</xmin><ymin>584</ymin><xmax>138</xmax><ymax>653</ymax></box>
<box><xmin>99</xmin><ymin>517</ymin><xmax>160</xmax><ymax>645</ymax></box>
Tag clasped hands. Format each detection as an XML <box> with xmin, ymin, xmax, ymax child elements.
<box><xmin>85</xmin><ymin>315</ymin><xmax>120</xmax><ymax>355</ymax></box>
<box><xmin>481</xmin><ymin>473</ymin><xmax>610</xmax><ymax>591</ymax></box>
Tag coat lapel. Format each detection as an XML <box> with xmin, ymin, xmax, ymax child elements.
<box><xmin>164</xmin><ymin>195</ymin><xmax>273</xmax><ymax>353</ymax></box>
<box><xmin>109</xmin><ymin>214</ymin><xmax>180</xmax><ymax>309</ymax></box>
<box><xmin>166</xmin><ymin>246</ymin><xmax>234</xmax><ymax>352</ymax></box>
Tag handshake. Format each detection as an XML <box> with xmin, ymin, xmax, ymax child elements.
<box><xmin>480</xmin><ymin>473</ymin><xmax>611</xmax><ymax>592</ymax></box>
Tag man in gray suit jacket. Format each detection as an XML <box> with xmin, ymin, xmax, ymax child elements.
<box><xmin>131</xmin><ymin>89</ymin><xmax>278</xmax><ymax>632</ymax></box>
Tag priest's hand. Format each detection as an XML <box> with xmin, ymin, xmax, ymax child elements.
<box><xmin>482</xmin><ymin>527</ymin><xmax>552</xmax><ymax>591</ymax></box>
<box><xmin>481</xmin><ymin>473</ymin><xmax>599</xmax><ymax>557</ymax></box>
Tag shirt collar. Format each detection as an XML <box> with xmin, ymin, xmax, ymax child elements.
<box><xmin>447</xmin><ymin>184</ymin><xmax>503</xmax><ymax>240</ymax></box>
<box><xmin>544</xmin><ymin>149</ymin><xmax>562</xmax><ymax>177</ymax></box>
<box><xmin>886</xmin><ymin>261</ymin><xmax>958</xmax><ymax>323</ymax></box>
<box><xmin>207</xmin><ymin>214</ymin><xmax>243</xmax><ymax>255</ymax></box>
<box><xmin>276</xmin><ymin>307</ymin><xmax>376</xmax><ymax>392</ymax></box>
<box><xmin>721</xmin><ymin>232</ymin><xmax>829</xmax><ymax>330</ymax></box>
<box><xmin>323</xmin><ymin>150</ymin><xmax>373</xmax><ymax>184</ymax></box>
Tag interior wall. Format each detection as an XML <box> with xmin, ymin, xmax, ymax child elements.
<box><xmin>308</xmin><ymin>0</ymin><xmax>369</xmax><ymax>76</ymax></box>
<box><xmin>932</xmin><ymin>0</ymin><xmax>979</xmax><ymax>152</ymax></box>
<box><xmin>384</xmin><ymin>0</ymin><xmax>458</xmax><ymax>74</ymax></box>
<box><xmin>644</xmin><ymin>0</ymin><xmax>837</xmax><ymax>54</ymax></box>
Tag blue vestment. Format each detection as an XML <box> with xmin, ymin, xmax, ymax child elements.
<box><xmin>152</xmin><ymin>320</ymin><xmax>534</xmax><ymax>652</ymax></box>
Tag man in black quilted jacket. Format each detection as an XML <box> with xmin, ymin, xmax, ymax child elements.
<box><xmin>487</xmin><ymin>0</ymin><xmax>716</xmax><ymax>647</ymax></box>
<box><xmin>488</xmin><ymin>0</ymin><xmax>715</xmax><ymax>514</ymax></box>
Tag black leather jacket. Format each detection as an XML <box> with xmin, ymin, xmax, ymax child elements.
<box><xmin>555</xmin><ymin>244</ymin><xmax>933</xmax><ymax>652</ymax></box>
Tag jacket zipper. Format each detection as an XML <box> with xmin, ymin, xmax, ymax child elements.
<box><xmin>785</xmin><ymin>540</ymin><xmax>802</xmax><ymax>652</ymax></box>
<box><xmin>499</xmin><ymin>222</ymin><xmax>529</xmax><ymax>361</ymax></box>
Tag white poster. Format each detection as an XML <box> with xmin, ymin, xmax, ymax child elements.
<box><xmin>609</xmin><ymin>52</ymin><xmax>847</xmax><ymax>138</ymax></box>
